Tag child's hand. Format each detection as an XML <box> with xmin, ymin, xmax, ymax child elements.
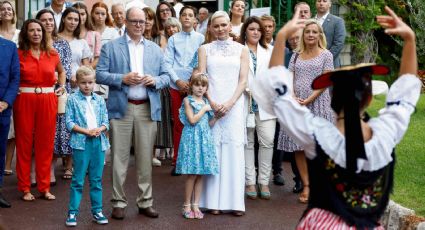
<box><xmin>376</xmin><ymin>6</ymin><xmax>415</xmax><ymax>41</ymax></box>
<box><xmin>87</xmin><ymin>129</ymin><xmax>97</xmax><ymax>137</ymax></box>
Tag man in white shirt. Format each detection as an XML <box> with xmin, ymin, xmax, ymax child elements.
<box><xmin>96</xmin><ymin>6</ymin><xmax>169</xmax><ymax>221</ymax></box>
<box><xmin>196</xmin><ymin>7</ymin><xmax>209</xmax><ymax>35</ymax></box>
<box><xmin>314</xmin><ymin>0</ymin><xmax>346</xmax><ymax>67</ymax></box>
<box><xmin>112</xmin><ymin>3</ymin><xmax>126</xmax><ymax>36</ymax></box>
<box><xmin>48</xmin><ymin>0</ymin><xmax>67</xmax><ymax>29</ymax></box>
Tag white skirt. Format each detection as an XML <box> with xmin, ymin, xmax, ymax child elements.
<box><xmin>200</xmin><ymin>142</ymin><xmax>245</xmax><ymax>211</ymax></box>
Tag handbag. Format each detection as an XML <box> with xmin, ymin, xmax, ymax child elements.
<box><xmin>57</xmin><ymin>91</ymin><xmax>68</xmax><ymax>114</ymax></box>
<box><xmin>246</xmin><ymin>91</ymin><xmax>256</xmax><ymax>128</ymax></box>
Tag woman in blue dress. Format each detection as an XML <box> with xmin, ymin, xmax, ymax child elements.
<box><xmin>175</xmin><ymin>73</ymin><xmax>219</xmax><ymax>220</ymax></box>
<box><xmin>36</xmin><ymin>9</ymin><xmax>73</xmax><ymax>183</ymax></box>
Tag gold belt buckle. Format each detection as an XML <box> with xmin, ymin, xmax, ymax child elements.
<box><xmin>34</xmin><ymin>87</ymin><xmax>42</xmax><ymax>94</ymax></box>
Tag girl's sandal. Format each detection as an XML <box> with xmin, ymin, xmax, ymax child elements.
<box><xmin>182</xmin><ymin>203</ymin><xmax>194</xmax><ymax>219</ymax></box>
<box><xmin>41</xmin><ymin>192</ymin><xmax>56</xmax><ymax>201</ymax></box>
<box><xmin>192</xmin><ymin>204</ymin><xmax>204</xmax><ymax>219</ymax></box>
<box><xmin>21</xmin><ymin>192</ymin><xmax>35</xmax><ymax>201</ymax></box>
<box><xmin>298</xmin><ymin>185</ymin><xmax>309</xmax><ymax>204</ymax></box>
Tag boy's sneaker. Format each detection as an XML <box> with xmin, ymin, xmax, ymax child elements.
<box><xmin>93</xmin><ymin>212</ymin><xmax>108</xmax><ymax>225</ymax></box>
<box><xmin>65</xmin><ymin>213</ymin><xmax>77</xmax><ymax>227</ymax></box>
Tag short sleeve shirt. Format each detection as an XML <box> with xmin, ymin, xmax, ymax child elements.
<box><xmin>18</xmin><ymin>49</ymin><xmax>60</xmax><ymax>87</ymax></box>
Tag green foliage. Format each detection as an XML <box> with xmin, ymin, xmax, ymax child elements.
<box><xmin>406</xmin><ymin>0</ymin><xmax>425</xmax><ymax>69</ymax></box>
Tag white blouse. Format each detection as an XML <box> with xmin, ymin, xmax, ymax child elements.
<box><xmin>252</xmin><ymin>66</ymin><xmax>421</xmax><ymax>172</ymax></box>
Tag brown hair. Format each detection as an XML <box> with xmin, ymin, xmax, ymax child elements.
<box><xmin>229</xmin><ymin>0</ymin><xmax>246</xmax><ymax>22</ymax></box>
<box><xmin>18</xmin><ymin>19</ymin><xmax>53</xmax><ymax>56</ymax></box>
<box><xmin>189</xmin><ymin>73</ymin><xmax>209</xmax><ymax>95</ymax></box>
<box><xmin>155</xmin><ymin>1</ymin><xmax>176</xmax><ymax>31</ymax></box>
<box><xmin>179</xmin><ymin>5</ymin><xmax>197</xmax><ymax>18</ymax></box>
<box><xmin>143</xmin><ymin>7</ymin><xmax>161</xmax><ymax>39</ymax></box>
<box><xmin>238</xmin><ymin>16</ymin><xmax>268</xmax><ymax>49</ymax></box>
<box><xmin>73</xmin><ymin>2</ymin><xmax>94</xmax><ymax>31</ymax></box>
<box><xmin>260</xmin><ymin>14</ymin><xmax>276</xmax><ymax>27</ymax></box>
<box><xmin>35</xmin><ymin>9</ymin><xmax>58</xmax><ymax>40</ymax></box>
<box><xmin>91</xmin><ymin>1</ymin><xmax>114</xmax><ymax>27</ymax></box>
<box><xmin>58</xmin><ymin>7</ymin><xmax>81</xmax><ymax>39</ymax></box>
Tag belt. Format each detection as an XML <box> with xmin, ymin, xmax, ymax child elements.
<box><xmin>128</xmin><ymin>99</ymin><xmax>148</xmax><ymax>105</ymax></box>
<box><xmin>19</xmin><ymin>87</ymin><xmax>55</xmax><ymax>94</ymax></box>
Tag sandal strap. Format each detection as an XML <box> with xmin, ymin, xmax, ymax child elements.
<box><xmin>183</xmin><ymin>203</ymin><xmax>191</xmax><ymax>207</ymax></box>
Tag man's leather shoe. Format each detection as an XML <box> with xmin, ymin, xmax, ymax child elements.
<box><xmin>273</xmin><ymin>173</ymin><xmax>285</xmax><ymax>186</ymax></box>
<box><xmin>293</xmin><ymin>180</ymin><xmax>303</xmax><ymax>194</ymax></box>
<box><xmin>0</xmin><ymin>192</ymin><xmax>11</xmax><ymax>208</ymax></box>
<box><xmin>111</xmin><ymin>207</ymin><xmax>125</xmax><ymax>219</ymax></box>
<box><xmin>138</xmin><ymin>206</ymin><xmax>159</xmax><ymax>218</ymax></box>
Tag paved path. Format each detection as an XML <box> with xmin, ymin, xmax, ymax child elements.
<box><xmin>0</xmin><ymin>158</ymin><xmax>305</xmax><ymax>229</ymax></box>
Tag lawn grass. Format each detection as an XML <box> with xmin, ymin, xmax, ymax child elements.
<box><xmin>367</xmin><ymin>94</ymin><xmax>425</xmax><ymax>216</ymax></box>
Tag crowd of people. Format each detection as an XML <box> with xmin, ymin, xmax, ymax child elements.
<box><xmin>0</xmin><ymin>0</ymin><xmax>421</xmax><ymax>228</ymax></box>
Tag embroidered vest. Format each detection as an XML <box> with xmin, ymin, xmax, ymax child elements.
<box><xmin>305</xmin><ymin>141</ymin><xmax>395</xmax><ymax>228</ymax></box>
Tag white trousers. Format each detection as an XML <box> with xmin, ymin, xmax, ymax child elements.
<box><xmin>244</xmin><ymin>113</ymin><xmax>276</xmax><ymax>186</ymax></box>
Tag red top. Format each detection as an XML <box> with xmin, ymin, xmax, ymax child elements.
<box><xmin>18</xmin><ymin>49</ymin><xmax>59</xmax><ymax>87</ymax></box>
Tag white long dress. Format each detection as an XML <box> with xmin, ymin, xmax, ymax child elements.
<box><xmin>200</xmin><ymin>40</ymin><xmax>246</xmax><ymax>211</ymax></box>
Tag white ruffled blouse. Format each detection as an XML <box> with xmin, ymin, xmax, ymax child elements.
<box><xmin>252</xmin><ymin>66</ymin><xmax>421</xmax><ymax>173</ymax></box>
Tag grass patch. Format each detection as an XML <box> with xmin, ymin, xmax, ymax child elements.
<box><xmin>367</xmin><ymin>94</ymin><xmax>425</xmax><ymax>216</ymax></box>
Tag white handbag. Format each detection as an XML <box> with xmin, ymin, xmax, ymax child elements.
<box><xmin>57</xmin><ymin>92</ymin><xmax>68</xmax><ymax>114</ymax></box>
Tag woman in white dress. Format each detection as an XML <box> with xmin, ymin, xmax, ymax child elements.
<box><xmin>198</xmin><ymin>11</ymin><xmax>249</xmax><ymax>216</ymax></box>
<box><xmin>229</xmin><ymin>0</ymin><xmax>245</xmax><ymax>38</ymax></box>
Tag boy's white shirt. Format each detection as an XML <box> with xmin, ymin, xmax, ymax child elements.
<box><xmin>85</xmin><ymin>96</ymin><xmax>98</xmax><ymax>129</ymax></box>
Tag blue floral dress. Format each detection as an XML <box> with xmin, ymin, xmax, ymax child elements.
<box><xmin>53</xmin><ymin>39</ymin><xmax>73</xmax><ymax>156</ymax></box>
<box><xmin>175</xmin><ymin>96</ymin><xmax>219</xmax><ymax>175</ymax></box>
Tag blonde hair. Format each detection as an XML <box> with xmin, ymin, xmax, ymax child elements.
<box><xmin>76</xmin><ymin>66</ymin><xmax>95</xmax><ymax>81</ymax></box>
<box><xmin>189</xmin><ymin>73</ymin><xmax>209</xmax><ymax>95</ymax></box>
<box><xmin>297</xmin><ymin>19</ymin><xmax>327</xmax><ymax>53</ymax></box>
<box><xmin>211</xmin><ymin>11</ymin><xmax>230</xmax><ymax>24</ymax></box>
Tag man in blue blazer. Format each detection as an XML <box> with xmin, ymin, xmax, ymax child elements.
<box><xmin>96</xmin><ymin>6</ymin><xmax>169</xmax><ymax>220</ymax></box>
<box><xmin>315</xmin><ymin>0</ymin><xmax>346</xmax><ymax>68</ymax></box>
<box><xmin>0</xmin><ymin>37</ymin><xmax>20</xmax><ymax>208</ymax></box>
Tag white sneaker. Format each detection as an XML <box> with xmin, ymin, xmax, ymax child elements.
<box><xmin>152</xmin><ymin>157</ymin><xmax>161</xmax><ymax>167</ymax></box>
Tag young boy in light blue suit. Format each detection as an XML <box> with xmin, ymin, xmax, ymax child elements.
<box><xmin>65</xmin><ymin>66</ymin><xmax>110</xmax><ymax>227</ymax></box>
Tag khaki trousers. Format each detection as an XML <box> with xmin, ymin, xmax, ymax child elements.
<box><xmin>110</xmin><ymin>102</ymin><xmax>157</xmax><ymax>208</ymax></box>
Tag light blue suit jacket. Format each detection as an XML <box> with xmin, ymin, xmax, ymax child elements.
<box><xmin>96</xmin><ymin>35</ymin><xmax>169</xmax><ymax>121</ymax></box>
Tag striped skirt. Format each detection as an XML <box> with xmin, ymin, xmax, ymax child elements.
<box><xmin>297</xmin><ymin>208</ymin><xmax>384</xmax><ymax>230</ymax></box>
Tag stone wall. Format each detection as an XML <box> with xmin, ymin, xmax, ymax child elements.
<box><xmin>381</xmin><ymin>200</ymin><xmax>425</xmax><ymax>230</ymax></box>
